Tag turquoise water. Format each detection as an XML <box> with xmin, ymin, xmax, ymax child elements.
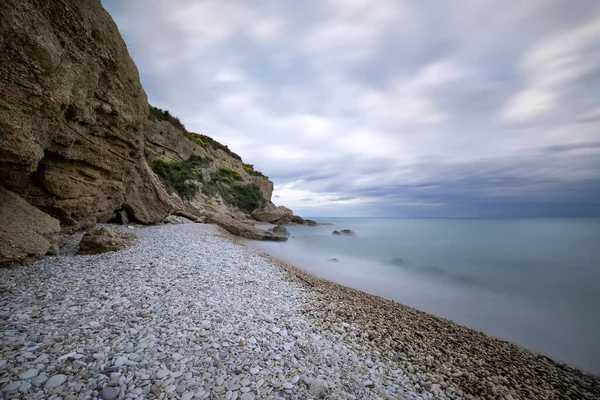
<box><xmin>252</xmin><ymin>218</ymin><xmax>600</xmax><ymax>375</ymax></box>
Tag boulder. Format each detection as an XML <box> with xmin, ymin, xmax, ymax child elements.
<box><xmin>0</xmin><ymin>188</ymin><xmax>61</xmax><ymax>266</ymax></box>
<box><xmin>251</xmin><ymin>203</ymin><xmax>293</xmax><ymax>224</ymax></box>
<box><xmin>332</xmin><ymin>229</ymin><xmax>356</xmax><ymax>236</ymax></box>
<box><xmin>162</xmin><ymin>215</ymin><xmax>195</xmax><ymax>224</ymax></box>
<box><xmin>291</xmin><ymin>215</ymin><xmax>306</xmax><ymax>225</ymax></box>
<box><xmin>305</xmin><ymin>219</ymin><xmax>319</xmax><ymax>226</ymax></box>
<box><xmin>78</xmin><ymin>227</ymin><xmax>137</xmax><ymax>254</ymax></box>
<box><xmin>206</xmin><ymin>213</ymin><xmax>288</xmax><ymax>242</ymax></box>
<box><xmin>269</xmin><ymin>224</ymin><xmax>290</xmax><ymax>237</ymax></box>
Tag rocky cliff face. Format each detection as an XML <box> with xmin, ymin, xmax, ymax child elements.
<box><xmin>144</xmin><ymin>115</ymin><xmax>278</xmax><ymax>218</ymax></box>
<box><xmin>0</xmin><ymin>0</ymin><xmax>175</xmax><ymax>264</ymax></box>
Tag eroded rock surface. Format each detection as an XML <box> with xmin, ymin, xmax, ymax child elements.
<box><xmin>0</xmin><ymin>0</ymin><xmax>173</xmax><ymax>234</ymax></box>
<box><xmin>207</xmin><ymin>213</ymin><xmax>288</xmax><ymax>242</ymax></box>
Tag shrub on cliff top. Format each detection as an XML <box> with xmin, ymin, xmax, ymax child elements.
<box><xmin>195</xmin><ymin>133</ymin><xmax>242</xmax><ymax>160</ymax></box>
<box><xmin>148</xmin><ymin>105</ymin><xmax>186</xmax><ymax>132</ymax></box>
<box><xmin>242</xmin><ymin>163</ymin><xmax>266</xmax><ymax>178</ymax></box>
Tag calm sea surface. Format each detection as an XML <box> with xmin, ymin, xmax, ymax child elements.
<box><xmin>251</xmin><ymin>218</ymin><xmax>600</xmax><ymax>375</ymax></box>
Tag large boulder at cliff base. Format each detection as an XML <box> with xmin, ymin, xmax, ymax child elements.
<box><xmin>0</xmin><ymin>188</ymin><xmax>61</xmax><ymax>266</ymax></box>
<box><xmin>78</xmin><ymin>227</ymin><xmax>138</xmax><ymax>254</ymax></box>
<box><xmin>207</xmin><ymin>213</ymin><xmax>288</xmax><ymax>242</ymax></box>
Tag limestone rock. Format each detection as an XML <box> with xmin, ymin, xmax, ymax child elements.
<box><xmin>206</xmin><ymin>213</ymin><xmax>288</xmax><ymax>242</ymax></box>
<box><xmin>251</xmin><ymin>203</ymin><xmax>294</xmax><ymax>224</ymax></box>
<box><xmin>0</xmin><ymin>0</ymin><xmax>173</xmax><ymax>234</ymax></box>
<box><xmin>163</xmin><ymin>215</ymin><xmax>196</xmax><ymax>224</ymax></box>
<box><xmin>269</xmin><ymin>225</ymin><xmax>290</xmax><ymax>237</ymax></box>
<box><xmin>291</xmin><ymin>215</ymin><xmax>306</xmax><ymax>225</ymax></box>
<box><xmin>0</xmin><ymin>188</ymin><xmax>60</xmax><ymax>266</ymax></box>
<box><xmin>332</xmin><ymin>229</ymin><xmax>356</xmax><ymax>236</ymax></box>
<box><xmin>309</xmin><ymin>379</ymin><xmax>328</xmax><ymax>397</ymax></box>
<box><xmin>78</xmin><ymin>227</ymin><xmax>137</xmax><ymax>254</ymax></box>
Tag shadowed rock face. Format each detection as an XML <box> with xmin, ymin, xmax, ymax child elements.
<box><xmin>0</xmin><ymin>0</ymin><xmax>174</xmax><ymax>234</ymax></box>
<box><xmin>0</xmin><ymin>188</ymin><xmax>60</xmax><ymax>266</ymax></box>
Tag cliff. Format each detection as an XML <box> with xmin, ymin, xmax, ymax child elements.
<box><xmin>0</xmin><ymin>0</ymin><xmax>305</xmax><ymax>266</ymax></box>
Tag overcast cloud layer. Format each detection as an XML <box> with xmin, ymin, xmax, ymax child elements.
<box><xmin>102</xmin><ymin>0</ymin><xmax>600</xmax><ymax>217</ymax></box>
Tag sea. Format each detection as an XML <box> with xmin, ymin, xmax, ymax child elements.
<box><xmin>250</xmin><ymin>218</ymin><xmax>600</xmax><ymax>375</ymax></box>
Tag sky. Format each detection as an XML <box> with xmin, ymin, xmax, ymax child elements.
<box><xmin>102</xmin><ymin>0</ymin><xmax>600</xmax><ymax>217</ymax></box>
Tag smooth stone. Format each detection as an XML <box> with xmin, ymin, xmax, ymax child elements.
<box><xmin>114</xmin><ymin>357</ymin><xmax>128</xmax><ymax>367</ymax></box>
<box><xmin>100</xmin><ymin>386</ymin><xmax>120</xmax><ymax>400</ymax></box>
<box><xmin>2</xmin><ymin>381</ymin><xmax>21</xmax><ymax>392</ymax></box>
<box><xmin>282</xmin><ymin>382</ymin><xmax>294</xmax><ymax>389</ymax></box>
<box><xmin>156</xmin><ymin>370</ymin><xmax>170</xmax><ymax>379</ymax></box>
<box><xmin>19</xmin><ymin>368</ymin><xmax>39</xmax><ymax>380</ymax></box>
<box><xmin>249</xmin><ymin>368</ymin><xmax>259</xmax><ymax>375</ymax></box>
<box><xmin>165</xmin><ymin>385</ymin><xmax>176</xmax><ymax>394</ymax></box>
<box><xmin>240</xmin><ymin>393</ymin><xmax>254</xmax><ymax>400</ymax></box>
<box><xmin>44</xmin><ymin>374</ymin><xmax>67</xmax><ymax>389</ymax></box>
<box><xmin>362</xmin><ymin>380</ymin><xmax>375</xmax><ymax>388</ymax></box>
<box><xmin>181</xmin><ymin>392</ymin><xmax>195</xmax><ymax>400</ymax></box>
<box><xmin>19</xmin><ymin>381</ymin><xmax>32</xmax><ymax>393</ymax></box>
<box><xmin>31</xmin><ymin>375</ymin><xmax>48</xmax><ymax>387</ymax></box>
<box><xmin>310</xmin><ymin>379</ymin><xmax>328</xmax><ymax>397</ymax></box>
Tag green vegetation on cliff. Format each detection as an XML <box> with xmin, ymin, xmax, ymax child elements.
<box><xmin>242</xmin><ymin>163</ymin><xmax>266</xmax><ymax>178</ymax></box>
<box><xmin>148</xmin><ymin>104</ymin><xmax>242</xmax><ymax>161</ymax></box>
<box><xmin>203</xmin><ymin>168</ymin><xmax>264</xmax><ymax>212</ymax></box>
<box><xmin>194</xmin><ymin>133</ymin><xmax>242</xmax><ymax>160</ymax></box>
<box><xmin>148</xmin><ymin>105</ymin><xmax>186</xmax><ymax>132</ymax></box>
<box><xmin>151</xmin><ymin>155</ymin><xmax>210</xmax><ymax>199</ymax></box>
<box><xmin>151</xmin><ymin>157</ymin><xmax>264</xmax><ymax>212</ymax></box>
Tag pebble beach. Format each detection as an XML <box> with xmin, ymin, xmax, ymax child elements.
<box><xmin>1</xmin><ymin>223</ymin><xmax>599</xmax><ymax>399</ymax></box>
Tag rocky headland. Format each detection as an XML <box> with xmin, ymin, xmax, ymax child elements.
<box><xmin>1</xmin><ymin>1</ymin><xmax>600</xmax><ymax>400</ymax></box>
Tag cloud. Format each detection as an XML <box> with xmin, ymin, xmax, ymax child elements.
<box><xmin>102</xmin><ymin>0</ymin><xmax>600</xmax><ymax>217</ymax></box>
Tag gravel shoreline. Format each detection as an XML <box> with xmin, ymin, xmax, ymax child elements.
<box><xmin>1</xmin><ymin>223</ymin><xmax>598</xmax><ymax>399</ymax></box>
